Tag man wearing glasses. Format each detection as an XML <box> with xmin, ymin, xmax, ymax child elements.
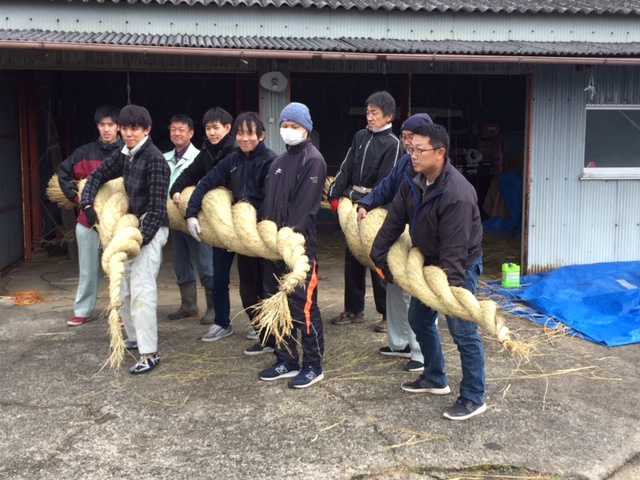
<box><xmin>370</xmin><ymin>123</ymin><xmax>486</xmax><ymax>421</ymax></box>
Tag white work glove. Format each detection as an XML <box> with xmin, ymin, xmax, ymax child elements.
<box><xmin>187</xmin><ymin>217</ymin><xmax>202</xmax><ymax>242</ymax></box>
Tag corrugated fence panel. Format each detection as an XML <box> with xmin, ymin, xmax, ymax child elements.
<box><xmin>528</xmin><ymin>64</ymin><xmax>640</xmax><ymax>272</ymax></box>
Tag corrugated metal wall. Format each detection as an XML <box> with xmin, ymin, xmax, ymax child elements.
<box><xmin>0</xmin><ymin>75</ymin><xmax>25</xmax><ymax>272</ymax></box>
<box><xmin>5</xmin><ymin>1</ymin><xmax>640</xmax><ymax>44</ymax></box>
<box><xmin>528</xmin><ymin>64</ymin><xmax>640</xmax><ymax>272</ymax></box>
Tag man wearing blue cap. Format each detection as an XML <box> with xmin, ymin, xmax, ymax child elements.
<box><xmin>357</xmin><ymin>113</ymin><xmax>433</xmax><ymax>373</ymax></box>
<box><xmin>258</xmin><ymin>102</ymin><xmax>327</xmax><ymax>388</ymax></box>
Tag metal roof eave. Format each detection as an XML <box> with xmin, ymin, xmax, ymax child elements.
<box><xmin>1</xmin><ymin>40</ymin><xmax>640</xmax><ymax>65</ymax></box>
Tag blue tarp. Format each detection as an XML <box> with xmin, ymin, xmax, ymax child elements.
<box><xmin>482</xmin><ymin>171</ymin><xmax>522</xmax><ymax>238</ymax></box>
<box><xmin>487</xmin><ymin>261</ymin><xmax>640</xmax><ymax>347</ymax></box>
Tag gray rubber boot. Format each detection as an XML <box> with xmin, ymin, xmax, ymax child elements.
<box><xmin>200</xmin><ymin>288</ymin><xmax>215</xmax><ymax>325</ymax></box>
<box><xmin>167</xmin><ymin>281</ymin><xmax>199</xmax><ymax>320</ymax></box>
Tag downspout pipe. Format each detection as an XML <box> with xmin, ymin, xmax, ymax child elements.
<box><xmin>1</xmin><ymin>40</ymin><xmax>640</xmax><ymax>66</ymax></box>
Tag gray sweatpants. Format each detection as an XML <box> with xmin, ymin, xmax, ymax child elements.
<box><xmin>73</xmin><ymin>223</ymin><xmax>101</xmax><ymax>318</ymax></box>
<box><xmin>386</xmin><ymin>282</ymin><xmax>423</xmax><ymax>363</ymax></box>
<box><xmin>120</xmin><ymin>227</ymin><xmax>169</xmax><ymax>355</ymax></box>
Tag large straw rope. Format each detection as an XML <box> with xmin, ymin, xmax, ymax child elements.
<box><xmin>48</xmin><ymin>175</ymin><xmax>310</xmax><ymax>349</ymax></box>
<box><xmin>168</xmin><ymin>188</ymin><xmax>310</xmax><ymax>345</ymax></box>
<box><xmin>337</xmin><ymin>197</ymin><xmax>531</xmax><ymax>358</ymax></box>
<box><xmin>46</xmin><ymin>175</ymin><xmax>139</xmax><ymax>368</ymax></box>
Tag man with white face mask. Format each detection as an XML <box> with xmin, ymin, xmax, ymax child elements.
<box><xmin>258</xmin><ymin>102</ymin><xmax>328</xmax><ymax>388</ymax></box>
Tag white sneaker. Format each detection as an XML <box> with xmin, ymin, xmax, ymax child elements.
<box><xmin>246</xmin><ymin>329</ymin><xmax>259</xmax><ymax>341</ymax></box>
<box><xmin>201</xmin><ymin>324</ymin><xmax>233</xmax><ymax>342</ymax></box>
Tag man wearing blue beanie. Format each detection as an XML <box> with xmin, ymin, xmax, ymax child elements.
<box><xmin>258</xmin><ymin>102</ymin><xmax>327</xmax><ymax>388</ymax></box>
<box><xmin>358</xmin><ymin>112</ymin><xmax>433</xmax><ymax>372</ymax></box>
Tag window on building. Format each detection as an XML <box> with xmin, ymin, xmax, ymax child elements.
<box><xmin>582</xmin><ymin>105</ymin><xmax>640</xmax><ymax>180</ymax></box>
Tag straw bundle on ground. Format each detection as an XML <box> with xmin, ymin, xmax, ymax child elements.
<box><xmin>338</xmin><ymin>201</ymin><xmax>532</xmax><ymax>358</ymax></box>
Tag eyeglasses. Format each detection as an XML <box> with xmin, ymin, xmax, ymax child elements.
<box><xmin>406</xmin><ymin>146</ymin><xmax>442</xmax><ymax>156</ymax></box>
<box><xmin>400</xmin><ymin>134</ymin><xmax>413</xmax><ymax>142</ymax></box>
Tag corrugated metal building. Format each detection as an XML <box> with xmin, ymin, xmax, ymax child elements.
<box><xmin>1</xmin><ymin>0</ymin><xmax>639</xmax><ymax>273</ymax></box>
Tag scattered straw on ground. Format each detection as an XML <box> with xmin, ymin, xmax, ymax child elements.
<box><xmin>13</xmin><ymin>291</ymin><xmax>44</xmax><ymax>305</ymax></box>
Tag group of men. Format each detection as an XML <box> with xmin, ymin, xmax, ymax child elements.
<box><xmin>57</xmin><ymin>90</ymin><xmax>488</xmax><ymax>420</ymax></box>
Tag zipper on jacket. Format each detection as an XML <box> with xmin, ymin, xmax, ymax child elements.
<box><xmin>359</xmin><ymin>131</ymin><xmax>374</xmax><ymax>180</ymax></box>
<box><xmin>404</xmin><ymin>171</ymin><xmax>446</xmax><ymax>236</ymax></box>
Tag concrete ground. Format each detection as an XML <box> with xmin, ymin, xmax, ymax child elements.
<box><xmin>0</xmin><ymin>233</ymin><xmax>638</xmax><ymax>480</ymax></box>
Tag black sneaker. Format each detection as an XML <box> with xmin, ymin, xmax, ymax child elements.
<box><xmin>244</xmin><ymin>342</ymin><xmax>275</xmax><ymax>356</ymax></box>
<box><xmin>379</xmin><ymin>345</ymin><xmax>411</xmax><ymax>358</ymax></box>
<box><xmin>129</xmin><ymin>353</ymin><xmax>160</xmax><ymax>375</ymax></box>
<box><xmin>403</xmin><ymin>360</ymin><xmax>424</xmax><ymax>372</ymax></box>
<box><xmin>443</xmin><ymin>397</ymin><xmax>487</xmax><ymax>421</ymax></box>
<box><xmin>123</xmin><ymin>338</ymin><xmax>138</xmax><ymax>350</ymax></box>
<box><xmin>401</xmin><ymin>375</ymin><xmax>450</xmax><ymax>394</ymax></box>
<box><xmin>259</xmin><ymin>361</ymin><xmax>300</xmax><ymax>381</ymax></box>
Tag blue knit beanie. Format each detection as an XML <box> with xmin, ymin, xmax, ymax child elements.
<box><xmin>401</xmin><ymin>113</ymin><xmax>433</xmax><ymax>132</ymax></box>
<box><xmin>279</xmin><ymin>102</ymin><xmax>313</xmax><ymax>133</ymax></box>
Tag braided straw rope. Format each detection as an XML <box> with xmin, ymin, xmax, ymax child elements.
<box><xmin>50</xmin><ymin>176</ymin><xmax>312</xmax><ymax>354</ymax></box>
<box><xmin>168</xmin><ymin>187</ymin><xmax>310</xmax><ymax>346</ymax></box>
<box><xmin>46</xmin><ymin>177</ymin><xmax>140</xmax><ymax>369</ymax></box>
<box><xmin>337</xmin><ymin>197</ymin><xmax>531</xmax><ymax>358</ymax></box>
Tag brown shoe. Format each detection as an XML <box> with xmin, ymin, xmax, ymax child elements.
<box><xmin>374</xmin><ymin>318</ymin><xmax>387</xmax><ymax>333</ymax></box>
<box><xmin>331</xmin><ymin>310</ymin><xmax>365</xmax><ymax>325</ymax></box>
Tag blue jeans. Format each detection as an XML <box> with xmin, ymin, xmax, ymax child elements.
<box><xmin>211</xmin><ymin>246</ymin><xmax>235</xmax><ymax>328</ymax></box>
<box><xmin>408</xmin><ymin>256</ymin><xmax>485</xmax><ymax>405</ymax></box>
<box><xmin>171</xmin><ymin>229</ymin><xmax>213</xmax><ymax>290</ymax></box>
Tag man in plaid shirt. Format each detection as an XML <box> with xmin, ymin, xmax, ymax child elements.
<box><xmin>80</xmin><ymin>104</ymin><xmax>170</xmax><ymax>375</ymax></box>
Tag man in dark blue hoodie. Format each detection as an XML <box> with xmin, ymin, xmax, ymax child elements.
<box><xmin>357</xmin><ymin>113</ymin><xmax>433</xmax><ymax>373</ymax></box>
<box><xmin>185</xmin><ymin>112</ymin><xmax>277</xmax><ymax>352</ymax></box>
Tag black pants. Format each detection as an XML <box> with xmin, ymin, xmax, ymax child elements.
<box><xmin>265</xmin><ymin>258</ymin><xmax>324</xmax><ymax>368</ymax></box>
<box><xmin>236</xmin><ymin>254</ymin><xmax>264</xmax><ymax>322</ymax></box>
<box><xmin>344</xmin><ymin>246</ymin><xmax>386</xmax><ymax>316</ymax></box>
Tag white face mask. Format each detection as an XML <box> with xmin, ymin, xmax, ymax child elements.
<box><xmin>280</xmin><ymin>128</ymin><xmax>306</xmax><ymax>146</ymax></box>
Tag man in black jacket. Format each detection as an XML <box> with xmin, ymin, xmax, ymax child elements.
<box><xmin>185</xmin><ymin>112</ymin><xmax>277</xmax><ymax>351</ymax></box>
<box><xmin>170</xmin><ymin>107</ymin><xmax>237</xmax><ymax>328</ymax></box>
<box><xmin>58</xmin><ymin>105</ymin><xmax>123</xmax><ymax>327</ymax></box>
<box><xmin>257</xmin><ymin>102</ymin><xmax>327</xmax><ymax>388</ymax></box>
<box><xmin>328</xmin><ymin>91</ymin><xmax>402</xmax><ymax>331</ymax></box>
<box><xmin>80</xmin><ymin>105</ymin><xmax>170</xmax><ymax>375</ymax></box>
<box><xmin>370</xmin><ymin>123</ymin><xmax>486</xmax><ymax>421</ymax></box>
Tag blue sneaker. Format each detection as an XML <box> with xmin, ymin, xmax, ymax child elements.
<box><xmin>287</xmin><ymin>365</ymin><xmax>324</xmax><ymax>389</ymax></box>
<box><xmin>259</xmin><ymin>361</ymin><xmax>299</xmax><ymax>381</ymax></box>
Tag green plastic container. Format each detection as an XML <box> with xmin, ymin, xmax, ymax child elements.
<box><xmin>501</xmin><ymin>263</ymin><xmax>520</xmax><ymax>288</ymax></box>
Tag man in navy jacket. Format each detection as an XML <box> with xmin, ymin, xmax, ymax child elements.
<box><xmin>371</xmin><ymin>123</ymin><xmax>486</xmax><ymax>421</ymax></box>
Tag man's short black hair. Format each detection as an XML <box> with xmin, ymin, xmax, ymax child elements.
<box><xmin>365</xmin><ymin>91</ymin><xmax>396</xmax><ymax>118</ymax></box>
<box><xmin>94</xmin><ymin>105</ymin><xmax>120</xmax><ymax>125</ymax></box>
<box><xmin>202</xmin><ymin>107</ymin><xmax>233</xmax><ymax>127</ymax></box>
<box><xmin>412</xmin><ymin>123</ymin><xmax>450</xmax><ymax>154</ymax></box>
<box><xmin>168</xmin><ymin>114</ymin><xmax>194</xmax><ymax>131</ymax></box>
<box><xmin>232</xmin><ymin>112</ymin><xmax>265</xmax><ymax>138</ymax></box>
<box><xmin>119</xmin><ymin>105</ymin><xmax>152</xmax><ymax>129</ymax></box>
